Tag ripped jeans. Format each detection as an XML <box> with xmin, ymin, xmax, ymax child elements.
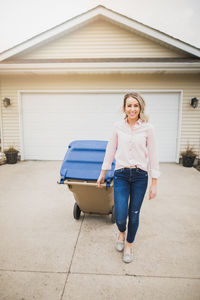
<box><xmin>114</xmin><ymin>167</ymin><xmax>148</xmax><ymax>243</ymax></box>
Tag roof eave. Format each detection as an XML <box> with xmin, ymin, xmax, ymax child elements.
<box><xmin>0</xmin><ymin>62</ymin><xmax>200</xmax><ymax>75</ymax></box>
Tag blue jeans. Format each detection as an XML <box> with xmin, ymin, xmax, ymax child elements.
<box><xmin>114</xmin><ymin>167</ymin><xmax>148</xmax><ymax>243</ymax></box>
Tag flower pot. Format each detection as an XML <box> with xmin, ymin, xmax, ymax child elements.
<box><xmin>182</xmin><ymin>155</ymin><xmax>196</xmax><ymax>167</ymax></box>
<box><xmin>5</xmin><ymin>151</ymin><xmax>19</xmax><ymax>164</ymax></box>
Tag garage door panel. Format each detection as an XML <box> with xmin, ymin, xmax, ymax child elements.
<box><xmin>21</xmin><ymin>92</ymin><xmax>180</xmax><ymax>161</ymax></box>
<box><xmin>143</xmin><ymin>92</ymin><xmax>180</xmax><ymax>162</ymax></box>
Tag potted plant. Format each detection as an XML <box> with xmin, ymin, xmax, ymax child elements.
<box><xmin>3</xmin><ymin>146</ymin><xmax>19</xmax><ymax>164</ymax></box>
<box><xmin>180</xmin><ymin>144</ymin><xmax>197</xmax><ymax>167</ymax></box>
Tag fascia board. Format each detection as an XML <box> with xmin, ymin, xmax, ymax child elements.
<box><xmin>0</xmin><ymin>62</ymin><xmax>200</xmax><ymax>74</ymax></box>
<box><xmin>0</xmin><ymin>8</ymin><xmax>102</xmax><ymax>62</ymax></box>
<box><xmin>100</xmin><ymin>8</ymin><xmax>200</xmax><ymax>58</ymax></box>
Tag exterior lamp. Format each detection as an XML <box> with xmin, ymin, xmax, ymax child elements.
<box><xmin>3</xmin><ymin>98</ymin><xmax>11</xmax><ymax>108</ymax></box>
<box><xmin>190</xmin><ymin>97</ymin><xmax>199</xmax><ymax>108</ymax></box>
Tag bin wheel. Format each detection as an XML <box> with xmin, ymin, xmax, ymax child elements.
<box><xmin>111</xmin><ymin>206</ymin><xmax>115</xmax><ymax>223</ymax></box>
<box><xmin>73</xmin><ymin>203</ymin><xmax>81</xmax><ymax>220</ymax></box>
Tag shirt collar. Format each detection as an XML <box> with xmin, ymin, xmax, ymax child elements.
<box><xmin>125</xmin><ymin>117</ymin><xmax>142</xmax><ymax>128</ymax></box>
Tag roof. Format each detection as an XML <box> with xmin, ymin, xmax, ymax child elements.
<box><xmin>0</xmin><ymin>5</ymin><xmax>200</xmax><ymax>62</ymax></box>
<box><xmin>0</xmin><ymin>5</ymin><xmax>200</xmax><ymax>75</ymax></box>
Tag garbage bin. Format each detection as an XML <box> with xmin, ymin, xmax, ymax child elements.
<box><xmin>58</xmin><ymin>140</ymin><xmax>116</xmax><ymax>223</ymax></box>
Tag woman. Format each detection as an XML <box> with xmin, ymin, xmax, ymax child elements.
<box><xmin>97</xmin><ymin>92</ymin><xmax>160</xmax><ymax>263</ymax></box>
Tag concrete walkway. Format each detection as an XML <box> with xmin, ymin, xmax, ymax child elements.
<box><xmin>0</xmin><ymin>161</ymin><xmax>200</xmax><ymax>300</ymax></box>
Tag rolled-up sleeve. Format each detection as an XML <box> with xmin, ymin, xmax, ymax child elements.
<box><xmin>101</xmin><ymin>123</ymin><xmax>118</xmax><ymax>170</ymax></box>
<box><xmin>146</xmin><ymin>124</ymin><xmax>161</xmax><ymax>178</ymax></box>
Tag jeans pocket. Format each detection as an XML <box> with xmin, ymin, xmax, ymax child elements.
<box><xmin>136</xmin><ymin>168</ymin><xmax>148</xmax><ymax>176</ymax></box>
<box><xmin>114</xmin><ymin>168</ymin><xmax>125</xmax><ymax>180</ymax></box>
<box><xmin>114</xmin><ymin>168</ymin><xmax>124</xmax><ymax>174</ymax></box>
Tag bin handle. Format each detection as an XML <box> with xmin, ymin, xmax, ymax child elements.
<box><xmin>63</xmin><ymin>180</ymin><xmax>113</xmax><ymax>187</ymax></box>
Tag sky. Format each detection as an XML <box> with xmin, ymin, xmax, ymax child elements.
<box><xmin>0</xmin><ymin>0</ymin><xmax>200</xmax><ymax>53</ymax></box>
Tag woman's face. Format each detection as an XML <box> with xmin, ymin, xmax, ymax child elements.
<box><xmin>124</xmin><ymin>97</ymin><xmax>140</xmax><ymax>120</ymax></box>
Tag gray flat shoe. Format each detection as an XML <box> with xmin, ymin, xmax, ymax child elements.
<box><xmin>115</xmin><ymin>236</ymin><xmax>125</xmax><ymax>252</ymax></box>
<box><xmin>123</xmin><ymin>247</ymin><xmax>133</xmax><ymax>263</ymax></box>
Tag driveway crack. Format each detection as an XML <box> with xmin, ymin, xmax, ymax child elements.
<box><xmin>60</xmin><ymin>213</ymin><xmax>85</xmax><ymax>300</ymax></box>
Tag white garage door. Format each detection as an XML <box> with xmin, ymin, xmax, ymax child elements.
<box><xmin>21</xmin><ymin>92</ymin><xmax>180</xmax><ymax>161</ymax></box>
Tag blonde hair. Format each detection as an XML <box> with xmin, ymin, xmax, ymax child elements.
<box><xmin>123</xmin><ymin>92</ymin><xmax>149</xmax><ymax>122</ymax></box>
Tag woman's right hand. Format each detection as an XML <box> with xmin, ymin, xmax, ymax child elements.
<box><xmin>97</xmin><ymin>170</ymin><xmax>107</xmax><ymax>188</ymax></box>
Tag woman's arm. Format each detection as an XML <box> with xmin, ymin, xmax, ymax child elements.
<box><xmin>147</xmin><ymin>124</ymin><xmax>160</xmax><ymax>199</ymax></box>
<box><xmin>149</xmin><ymin>178</ymin><xmax>157</xmax><ymax>200</ymax></box>
<box><xmin>97</xmin><ymin>169</ymin><xmax>107</xmax><ymax>188</ymax></box>
<box><xmin>152</xmin><ymin>178</ymin><xmax>157</xmax><ymax>185</ymax></box>
<box><xmin>101</xmin><ymin>123</ymin><xmax>118</xmax><ymax>170</ymax></box>
<box><xmin>97</xmin><ymin>124</ymin><xmax>118</xmax><ymax>187</ymax></box>
<box><xmin>147</xmin><ymin>124</ymin><xmax>160</xmax><ymax>179</ymax></box>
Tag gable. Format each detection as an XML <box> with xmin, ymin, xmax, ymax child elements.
<box><xmin>6</xmin><ymin>19</ymin><xmax>191</xmax><ymax>61</ymax></box>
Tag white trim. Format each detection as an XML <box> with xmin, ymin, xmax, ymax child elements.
<box><xmin>0</xmin><ymin>8</ymin><xmax>100</xmax><ymax>61</ymax></box>
<box><xmin>19</xmin><ymin>89</ymin><xmax>182</xmax><ymax>93</ymax></box>
<box><xmin>176</xmin><ymin>90</ymin><xmax>183</xmax><ymax>163</ymax></box>
<box><xmin>0</xmin><ymin>62</ymin><xmax>200</xmax><ymax>75</ymax></box>
<box><xmin>19</xmin><ymin>89</ymin><xmax>182</xmax><ymax>162</ymax></box>
<box><xmin>1</xmin><ymin>5</ymin><xmax>200</xmax><ymax>61</ymax></box>
<box><xmin>17</xmin><ymin>91</ymin><xmax>25</xmax><ymax>160</ymax></box>
<box><xmin>101</xmin><ymin>8</ymin><xmax>200</xmax><ymax>57</ymax></box>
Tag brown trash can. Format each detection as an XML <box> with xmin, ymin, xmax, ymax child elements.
<box><xmin>64</xmin><ymin>179</ymin><xmax>115</xmax><ymax>223</ymax></box>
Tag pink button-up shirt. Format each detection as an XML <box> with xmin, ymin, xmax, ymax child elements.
<box><xmin>102</xmin><ymin>118</ymin><xmax>161</xmax><ymax>178</ymax></box>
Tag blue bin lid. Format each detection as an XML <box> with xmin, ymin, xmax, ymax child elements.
<box><xmin>59</xmin><ymin>140</ymin><xmax>115</xmax><ymax>186</ymax></box>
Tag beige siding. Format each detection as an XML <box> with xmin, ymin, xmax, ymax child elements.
<box><xmin>12</xmin><ymin>20</ymin><xmax>189</xmax><ymax>60</ymax></box>
<box><xmin>0</xmin><ymin>73</ymin><xmax>200</xmax><ymax>158</ymax></box>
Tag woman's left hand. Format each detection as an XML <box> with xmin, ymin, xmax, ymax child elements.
<box><xmin>149</xmin><ymin>184</ymin><xmax>157</xmax><ymax>200</ymax></box>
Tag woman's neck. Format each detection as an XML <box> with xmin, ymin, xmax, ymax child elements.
<box><xmin>127</xmin><ymin>117</ymin><xmax>139</xmax><ymax>127</ymax></box>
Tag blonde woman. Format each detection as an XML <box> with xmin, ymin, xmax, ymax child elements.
<box><xmin>97</xmin><ymin>92</ymin><xmax>160</xmax><ymax>263</ymax></box>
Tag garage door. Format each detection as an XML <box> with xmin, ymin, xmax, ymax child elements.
<box><xmin>21</xmin><ymin>92</ymin><xmax>180</xmax><ymax>161</ymax></box>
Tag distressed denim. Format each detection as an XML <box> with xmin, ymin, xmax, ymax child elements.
<box><xmin>114</xmin><ymin>167</ymin><xmax>148</xmax><ymax>243</ymax></box>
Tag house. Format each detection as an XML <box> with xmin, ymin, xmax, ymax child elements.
<box><xmin>0</xmin><ymin>5</ymin><xmax>200</xmax><ymax>162</ymax></box>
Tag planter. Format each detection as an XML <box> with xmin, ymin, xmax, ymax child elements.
<box><xmin>182</xmin><ymin>155</ymin><xmax>196</xmax><ymax>167</ymax></box>
<box><xmin>5</xmin><ymin>151</ymin><xmax>19</xmax><ymax>164</ymax></box>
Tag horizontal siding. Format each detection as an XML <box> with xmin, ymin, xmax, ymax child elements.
<box><xmin>0</xmin><ymin>73</ymin><xmax>200</xmax><ymax>158</ymax></box>
<box><xmin>12</xmin><ymin>20</ymin><xmax>189</xmax><ymax>59</ymax></box>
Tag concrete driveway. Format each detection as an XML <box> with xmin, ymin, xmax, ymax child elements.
<box><xmin>0</xmin><ymin>161</ymin><xmax>200</xmax><ymax>300</ymax></box>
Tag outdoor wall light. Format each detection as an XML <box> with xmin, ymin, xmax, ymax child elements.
<box><xmin>3</xmin><ymin>98</ymin><xmax>11</xmax><ymax>108</ymax></box>
<box><xmin>190</xmin><ymin>97</ymin><xmax>199</xmax><ymax>108</ymax></box>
